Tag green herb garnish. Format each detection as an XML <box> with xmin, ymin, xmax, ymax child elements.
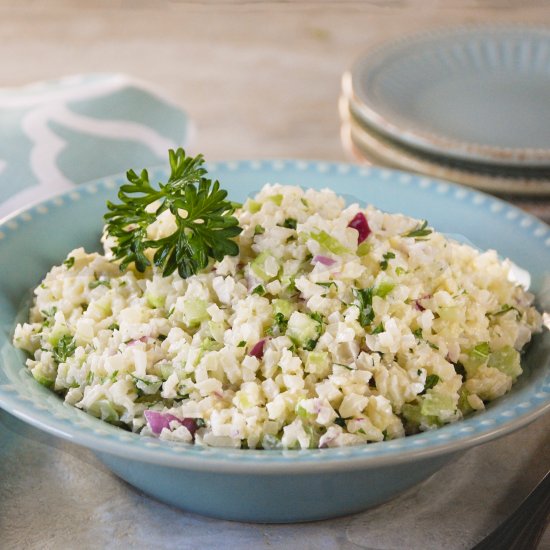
<box><xmin>282</xmin><ymin>218</ymin><xmax>297</xmax><ymax>230</ymax></box>
<box><xmin>353</xmin><ymin>287</ymin><xmax>374</xmax><ymax>328</ymax></box>
<box><xmin>471</xmin><ymin>342</ymin><xmax>490</xmax><ymax>360</ymax></box>
<box><xmin>334</xmin><ymin>416</ymin><xmax>348</xmax><ymax>428</ymax></box>
<box><xmin>487</xmin><ymin>304</ymin><xmax>519</xmax><ymax>318</ymax></box>
<box><xmin>252</xmin><ymin>284</ymin><xmax>266</xmax><ymax>296</ymax></box>
<box><xmin>63</xmin><ymin>256</ymin><xmax>75</xmax><ymax>269</ymax></box>
<box><xmin>267</xmin><ymin>312</ymin><xmax>289</xmax><ymax>336</ymax></box>
<box><xmin>41</xmin><ymin>306</ymin><xmax>58</xmax><ymax>328</ymax></box>
<box><xmin>424</xmin><ymin>374</ymin><xmax>440</xmax><ymax>391</ymax></box>
<box><xmin>53</xmin><ymin>334</ymin><xmax>76</xmax><ymax>364</ymax></box>
<box><xmin>104</xmin><ymin>148</ymin><xmax>242</xmax><ymax>279</ymax></box>
<box><xmin>89</xmin><ymin>277</ymin><xmax>111</xmax><ymax>289</ymax></box>
<box><xmin>404</xmin><ymin>220</ymin><xmax>432</xmax><ymax>239</ymax></box>
<box><xmin>316</xmin><ymin>281</ymin><xmax>337</xmax><ymax>289</ymax></box>
<box><xmin>380</xmin><ymin>251</ymin><xmax>395</xmax><ymax>271</ymax></box>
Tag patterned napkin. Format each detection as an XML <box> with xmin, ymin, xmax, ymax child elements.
<box><xmin>0</xmin><ymin>73</ymin><xmax>191</xmax><ymax>219</ymax></box>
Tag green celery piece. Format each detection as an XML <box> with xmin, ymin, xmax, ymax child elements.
<box><xmin>309</xmin><ymin>230</ymin><xmax>351</xmax><ymax>255</ymax></box>
<box><xmin>488</xmin><ymin>346</ymin><xmax>522</xmax><ymax>379</ymax></box>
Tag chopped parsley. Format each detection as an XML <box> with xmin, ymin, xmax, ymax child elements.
<box><xmin>267</xmin><ymin>312</ymin><xmax>289</xmax><ymax>336</ymax></box>
<box><xmin>41</xmin><ymin>306</ymin><xmax>58</xmax><ymax>328</ymax></box>
<box><xmin>52</xmin><ymin>334</ymin><xmax>76</xmax><ymax>364</ymax></box>
<box><xmin>252</xmin><ymin>284</ymin><xmax>266</xmax><ymax>296</ymax></box>
<box><xmin>89</xmin><ymin>278</ymin><xmax>111</xmax><ymax>289</ymax></box>
<box><xmin>316</xmin><ymin>281</ymin><xmax>337</xmax><ymax>289</ymax></box>
<box><xmin>471</xmin><ymin>342</ymin><xmax>490</xmax><ymax>360</ymax></box>
<box><xmin>63</xmin><ymin>256</ymin><xmax>75</xmax><ymax>269</ymax></box>
<box><xmin>353</xmin><ymin>287</ymin><xmax>375</xmax><ymax>328</ymax></box>
<box><xmin>380</xmin><ymin>251</ymin><xmax>395</xmax><ymax>271</ymax></box>
<box><xmin>282</xmin><ymin>218</ymin><xmax>297</xmax><ymax>230</ymax></box>
<box><xmin>423</xmin><ymin>374</ymin><xmax>440</xmax><ymax>392</ymax></box>
<box><xmin>334</xmin><ymin>416</ymin><xmax>348</xmax><ymax>428</ymax></box>
<box><xmin>403</xmin><ymin>220</ymin><xmax>432</xmax><ymax>239</ymax></box>
<box><xmin>487</xmin><ymin>304</ymin><xmax>519</xmax><ymax>318</ymax></box>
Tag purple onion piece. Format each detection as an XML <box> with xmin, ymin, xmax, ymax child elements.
<box><xmin>180</xmin><ymin>417</ymin><xmax>200</xmax><ymax>437</ymax></box>
<box><xmin>414</xmin><ymin>294</ymin><xmax>432</xmax><ymax>311</ymax></box>
<box><xmin>347</xmin><ymin>212</ymin><xmax>371</xmax><ymax>243</ymax></box>
<box><xmin>144</xmin><ymin>410</ymin><xmax>173</xmax><ymax>435</ymax></box>
<box><xmin>144</xmin><ymin>410</ymin><xmax>200</xmax><ymax>439</ymax></box>
<box><xmin>249</xmin><ymin>339</ymin><xmax>267</xmax><ymax>359</ymax></box>
<box><xmin>313</xmin><ymin>255</ymin><xmax>336</xmax><ymax>266</ymax></box>
<box><xmin>127</xmin><ymin>336</ymin><xmax>148</xmax><ymax>347</ymax></box>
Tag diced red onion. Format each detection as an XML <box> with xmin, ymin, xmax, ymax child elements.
<box><xmin>144</xmin><ymin>410</ymin><xmax>200</xmax><ymax>438</ymax></box>
<box><xmin>127</xmin><ymin>336</ymin><xmax>148</xmax><ymax>347</ymax></box>
<box><xmin>414</xmin><ymin>294</ymin><xmax>432</xmax><ymax>311</ymax></box>
<box><xmin>249</xmin><ymin>338</ymin><xmax>267</xmax><ymax>359</ymax></box>
<box><xmin>313</xmin><ymin>255</ymin><xmax>336</xmax><ymax>266</ymax></box>
<box><xmin>144</xmin><ymin>410</ymin><xmax>179</xmax><ymax>434</ymax></box>
<box><xmin>179</xmin><ymin>417</ymin><xmax>200</xmax><ymax>437</ymax></box>
<box><xmin>347</xmin><ymin>212</ymin><xmax>371</xmax><ymax>243</ymax></box>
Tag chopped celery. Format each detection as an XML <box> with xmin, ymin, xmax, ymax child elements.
<box><xmin>31</xmin><ymin>363</ymin><xmax>56</xmax><ymax>388</ymax></box>
<box><xmin>246</xmin><ymin>199</ymin><xmax>261</xmax><ymax>213</ymax></box>
<box><xmin>438</xmin><ymin>306</ymin><xmax>460</xmax><ymax>322</ymax></box>
<box><xmin>374</xmin><ymin>281</ymin><xmax>395</xmax><ymax>298</ymax></box>
<box><xmin>181</xmin><ymin>298</ymin><xmax>210</xmax><ymax>327</ymax></box>
<box><xmin>458</xmin><ymin>387</ymin><xmax>473</xmax><ymax>415</ymax></box>
<box><xmin>251</xmin><ymin>251</ymin><xmax>278</xmax><ymax>281</ymax></box>
<box><xmin>159</xmin><ymin>363</ymin><xmax>174</xmax><ymax>380</ymax></box>
<box><xmin>272</xmin><ymin>299</ymin><xmax>295</xmax><ymax>317</ymax></box>
<box><xmin>89</xmin><ymin>399</ymin><xmax>119</xmax><ymax>423</ymax></box>
<box><xmin>208</xmin><ymin>321</ymin><xmax>226</xmax><ymax>343</ymax></box>
<box><xmin>421</xmin><ymin>392</ymin><xmax>455</xmax><ymax>417</ymax></box>
<box><xmin>356</xmin><ymin>241</ymin><xmax>371</xmax><ymax>256</ymax></box>
<box><xmin>488</xmin><ymin>346</ymin><xmax>522</xmax><ymax>379</ymax></box>
<box><xmin>309</xmin><ymin>230</ymin><xmax>351</xmax><ymax>255</ymax></box>
<box><xmin>268</xmin><ymin>194</ymin><xmax>283</xmax><ymax>206</ymax></box>
<box><xmin>286</xmin><ymin>312</ymin><xmax>322</xmax><ymax>350</ymax></box>
<box><xmin>305</xmin><ymin>351</ymin><xmax>330</xmax><ymax>376</ymax></box>
<box><xmin>146</xmin><ymin>292</ymin><xmax>166</xmax><ymax>308</ymax></box>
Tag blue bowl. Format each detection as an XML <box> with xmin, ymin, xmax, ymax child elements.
<box><xmin>0</xmin><ymin>161</ymin><xmax>548</xmax><ymax>522</ymax></box>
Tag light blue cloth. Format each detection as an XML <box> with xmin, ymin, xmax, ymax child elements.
<box><xmin>0</xmin><ymin>73</ymin><xmax>191</xmax><ymax>218</ymax></box>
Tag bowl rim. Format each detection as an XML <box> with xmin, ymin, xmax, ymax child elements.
<box><xmin>0</xmin><ymin>159</ymin><xmax>548</xmax><ymax>474</ymax></box>
<box><xmin>1</xmin><ymin>382</ymin><xmax>548</xmax><ymax>474</ymax></box>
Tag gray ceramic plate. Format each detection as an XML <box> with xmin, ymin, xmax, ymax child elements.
<box><xmin>346</xmin><ymin>26</ymin><xmax>550</xmax><ymax>168</ymax></box>
<box><xmin>339</xmin><ymin>95</ymin><xmax>550</xmax><ymax>197</ymax></box>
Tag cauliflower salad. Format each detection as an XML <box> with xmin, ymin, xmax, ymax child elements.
<box><xmin>14</xmin><ymin>183</ymin><xmax>542</xmax><ymax>450</ymax></box>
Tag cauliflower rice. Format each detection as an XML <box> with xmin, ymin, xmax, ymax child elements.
<box><xmin>13</xmin><ymin>184</ymin><xmax>542</xmax><ymax>449</ymax></box>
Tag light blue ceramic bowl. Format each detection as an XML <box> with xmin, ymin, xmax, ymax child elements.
<box><xmin>0</xmin><ymin>161</ymin><xmax>549</xmax><ymax>523</ymax></box>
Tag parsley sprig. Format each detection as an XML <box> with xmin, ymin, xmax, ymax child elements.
<box><xmin>104</xmin><ymin>149</ymin><xmax>242</xmax><ymax>279</ymax></box>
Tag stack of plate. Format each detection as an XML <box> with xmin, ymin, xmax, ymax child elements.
<box><xmin>340</xmin><ymin>26</ymin><xmax>550</xmax><ymax>222</ymax></box>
